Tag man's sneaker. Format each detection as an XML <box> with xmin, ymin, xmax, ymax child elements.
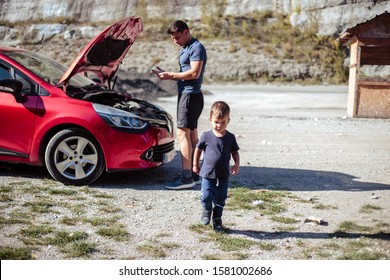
<box><xmin>213</xmin><ymin>218</ymin><xmax>224</xmax><ymax>232</ymax></box>
<box><xmin>165</xmin><ymin>176</ymin><xmax>195</xmax><ymax>190</ymax></box>
<box><xmin>201</xmin><ymin>210</ymin><xmax>211</xmax><ymax>225</ymax></box>
<box><xmin>193</xmin><ymin>173</ymin><xmax>201</xmax><ymax>185</ymax></box>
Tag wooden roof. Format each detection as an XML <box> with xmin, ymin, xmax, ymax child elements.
<box><xmin>338</xmin><ymin>11</ymin><xmax>390</xmax><ymax>44</ymax></box>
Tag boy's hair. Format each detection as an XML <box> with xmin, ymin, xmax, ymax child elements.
<box><xmin>210</xmin><ymin>101</ymin><xmax>230</xmax><ymax>119</ymax></box>
<box><xmin>167</xmin><ymin>20</ymin><xmax>189</xmax><ymax>34</ymax></box>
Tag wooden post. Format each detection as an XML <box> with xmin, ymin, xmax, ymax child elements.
<box><xmin>347</xmin><ymin>38</ymin><xmax>360</xmax><ymax>117</ymax></box>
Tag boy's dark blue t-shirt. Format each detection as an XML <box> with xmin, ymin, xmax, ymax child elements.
<box><xmin>197</xmin><ymin>130</ymin><xmax>239</xmax><ymax>179</ymax></box>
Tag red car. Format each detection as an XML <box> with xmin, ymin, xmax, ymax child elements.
<box><xmin>0</xmin><ymin>17</ymin><xmax>175</xmax><ymax>185</ymax></box>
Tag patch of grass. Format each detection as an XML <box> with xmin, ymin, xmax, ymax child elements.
<box><xmin>313</xmin><ymin>203</ymin><xmax>338</xmax><ymax>210</ymax></box>
<box><xmin>60</xmin><ymin>241</ymin><xmax>98</xmax><ymax>258</ymax></box>
<box><xmin>22</xmin><ymin>199</ymin><xmax>57</xmax><ymax>214</ymax></box>
<box><xmin>70</xmin><ymin>203</ymin><xmax>87</xmax><ymax>215</ymax></box>
<box><xmin>47</xmin><ymin>230</ymin><xmax>89</xmax><ymax>246</ymax></box>
<box><xmin>48</xmin><ymin>188</ymin><xmax>78</xmax><ymax>196</ymax></box>
<box><xmin>0</xmin><ymin>179</ymin><xmax>126</xmax><ymax>259</ymax></box>
<box><xmin>96</xmin><ymin>224</ymin><xmax>130</xmax><ymax>241</ymax></box>
<box><xmin>276</xmin><ymin>226</ymin><xmax>299</xmax><ymax>232</ymax></box>
<box><xmin>271</xmin><ymin>216</ymin><xmax>299</xmax><ymax>224</ymax></box>
<box><xmin>154</xmin><ymin>232</ymin><xmax>172</xmax><ymax>238</ymax></box>
<box><xmin>0</xmin><ymin>193</ymin><xmax>13</xmax><ymax>202</ymax></box>
<box><xmin>137</xmin><ymin>244</ymin><xmax>167</xmax><ymax>258</ymax></box>
<box><xmin>338</xmin><ymin>239</ymin><xmax>387</xmax><ymax>260</ymax></box>
<box><xmin>0</xmin><ymin>185</ymin><xmax>13</xmax><ymax>193</ymax></box>
<box><xmin>60</xmin><ymin>216</ymin><xmax>83</xmax><ymax>226</ymax></box>
<box><xmin>0</xmin><ymin>216</ymin><xmax>30</xmax><ymax>226</ymax></box>
<box><xmin>202</xmin><ymin>253</ymin><xmax>249</xmax><ymax>260</ymax></box>
<box><xmin>228</xmin><ymin>186</ymin><xmax>287</xmax><ymax>215</ymax></box>
<box><xmin>136</xmin><ymin>234</ymin><xmax>181</xmax><ymax>259</ymax></box>
<box><xmin>339</xmin><ymin>251</ymin><xmax>387</xmax><ymax>260</ymax></box>
<box><xmin>189</xmin><ymin>224</ymin><xmax>211</xmax><ymax>234</ymax></box>
<box><xmin>210</xmin><ymin>232</ymin><xmax>257</xmax><ymax>252</ymax></box>
<box><xmin>85</xmin><ymin>216</ymin><xmax>120</xmax><ymax>227</ymax></box>
<box><xmin>336</xmin><ymin>221</ymin><xmax>372</xmax><ymax>233</ymax></box>
<box><xmin>6</xmin><ymin>180</ymin><xmax>31</xmax><ymax>187</ymax></box>
<box><xmin>0</xmin><ymin>246</ymin><xmax>34</xmax><ymax>260</ymax></box>
<box><xmin>98</xmin><ymin>204</ymin><xmax>122</xmax><ymax>214</ymax></box>
<box><xmin>359</xmin><ymin>204</ymin><xmax>382</xmax><ymax>213</ymax></box>
<box><xmin>93</xmin><ymin>193</ymin><xmax>115</xmax><ymax>199</ymax></box>
<box><xmin>20</xmin><ymin>224</ymin><xmax>54</xmax><ymax>238</ymax></box>
<box><xmin>258</xmin><ymin>242</ymin><xmax>277</xmax><ymax>251</ymax></box>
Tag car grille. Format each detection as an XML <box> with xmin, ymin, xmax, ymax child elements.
<box><xmin>141</xmin><ymin>141</ymin><xmax>175</xmax><ymax>162</ymax></box>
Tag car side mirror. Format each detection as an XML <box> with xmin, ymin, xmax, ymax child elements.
<box><xmin>0</xmin><ymin>79</ymin><xmax>25</xmax><ymax>103</ymax></box>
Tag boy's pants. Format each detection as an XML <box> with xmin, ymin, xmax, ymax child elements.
<box><xmin>200</xmin><ymin>177</ymin><xmax>229</xmax><ymax>219</ymax></box>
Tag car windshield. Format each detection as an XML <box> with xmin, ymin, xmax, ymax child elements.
<box><xmin>4</xmin><ymin>50</ymin><xmax>94</xmax><ymax>87</ymax></box>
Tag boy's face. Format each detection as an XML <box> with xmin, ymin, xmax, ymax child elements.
<box><xmin>210</xmin><ymin>115</ymin><xmax>230</xmax><ymax>134</ymax></box>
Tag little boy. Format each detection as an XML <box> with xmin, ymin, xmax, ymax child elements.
<box><xmin>193</xmin><ymin>101</ymin><xmax>240</xmax><ymax>231</ymax></box>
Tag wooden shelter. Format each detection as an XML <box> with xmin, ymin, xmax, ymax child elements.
<box><xmin>338</xmin><ymin>11</ymin><xmax>390</xmax><ymax>118</ymax></box>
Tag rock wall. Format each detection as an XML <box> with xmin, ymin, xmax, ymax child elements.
<box><xmin>0</xmin><ymin>0</ymin><xmax>389</xmax><ymax>35</ymax></box>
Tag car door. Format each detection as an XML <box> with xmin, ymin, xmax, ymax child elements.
<box><xmin>0</xmin><ymin>63</ymin><xmax>39</xmax><ymax>159</ymax></box>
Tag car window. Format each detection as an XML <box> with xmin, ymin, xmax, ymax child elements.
<box><xmin>15</xmin><ymin>72</ymin><xmax>34</xmax><ymax>94</ymax></box>
<box><xmin>0</xmin><ymin>64</ymin><xmax>12</xmax><ymax>80</ymax></box>
<box><xmin>5</xmin><ymin>50</ymin><xmax>95</xmax><ymax>87</ymax></box>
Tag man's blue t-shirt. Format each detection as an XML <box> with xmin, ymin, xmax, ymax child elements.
<box><xmin>197</xmin><ymin>130</ymin><xmax>240</xmax><ymax>179</ymax></box>
<box><xmin>178</xmin><ymin>38</ymin><xmax>207</xmax><ymax>94</ymax></box>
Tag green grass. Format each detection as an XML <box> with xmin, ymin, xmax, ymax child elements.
<box><xmin>137</xmin><ymin>244</ymin><xmax>167</xmax><ymax>258</ymax></box>
<box><xmin>270</xmin><ymin>216</ymin><xmax>299</xmax><ymax>224</ymax></box>
<box><xmin>211</xmin><ymin>232</ymin><xmax>257</xmax><ymax>251</ymax></box>
<box><xmin>228</xmin><ymin>186</ymin><xmax>287</xmax><ymax>215</ymax></box>
<box><xmin>0</xmin><ymin>246</ymin><xmax>34</xmax><ymax>260</ymax></box>
<box><xmin>359</xmin><ymin>204</ymin><xmax>382</xmax><ymax>213</ymax></box>
<box><xmin>96</xmin><ymin>224</ymin><xmax>131</xmax><ymax>241</ymax></box>
<box><xmin>0</xmin><ymin>179</ymin><xmax>132</xmax><ymax>259</ymax></box>
<box><xmin>136</xmin><ymin>233</ymin><xmax>181</xmax><ymax>259</ymax></box>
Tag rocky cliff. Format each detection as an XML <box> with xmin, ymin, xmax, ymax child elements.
<box><xmin>0</xmin><ymin>0</ymin><xmax>389</xmax><ymax>95</ymax></box>
<box><xmin>1</xmin><ymin>0</ymin><xmax>389</xmax><ymax>35</ymax></box>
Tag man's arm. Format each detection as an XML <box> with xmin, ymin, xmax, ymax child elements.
<box><xmin>152</xmin><ymin>60</ymin><xmax>204</xmax><ymax>81</ymax></box>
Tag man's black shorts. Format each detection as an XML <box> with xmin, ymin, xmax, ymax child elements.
<box><xmin>177</xmin><ymin>92</ymin><xmax>204</xmax><ymax>130</ymax></box>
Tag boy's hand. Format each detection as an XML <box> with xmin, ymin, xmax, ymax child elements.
<box><xmin>230</xmin><ymin>164</ymin><xmax>239</xmax><ymax>175</ymax></box>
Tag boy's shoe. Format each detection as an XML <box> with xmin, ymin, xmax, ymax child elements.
<box><xmin>213</xmin><ymin>218</ymin><xmax>224</xmax><ymax>232</ymax></box>
<box><xmin>165</xmin><ymin>176</ymin><xmax>195</xmax><ymax>190</ymax></box>
<box><xmin>201</xmin><ymin>210</ymin><xmax>211</xmax><ymax>225</ymax></box>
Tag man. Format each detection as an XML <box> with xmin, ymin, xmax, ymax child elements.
<box><xmin>152</xmin><ymin>20</ymin><xmax>207</xmax><ymax>190</ymax></box>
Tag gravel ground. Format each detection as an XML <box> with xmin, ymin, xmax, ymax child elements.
<box><xmin>1</xmin><ymin>84</ymin><xmax>389</xmax><ymax>260</ymax></box>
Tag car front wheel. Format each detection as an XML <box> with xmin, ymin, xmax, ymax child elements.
<box><xmin>45</xmin><ymin>128</ymin><xmax>105</xmax><ymax>186</ymax></box>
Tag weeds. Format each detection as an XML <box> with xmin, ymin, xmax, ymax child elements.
<box><xmin>0</xmin><ymin>246</ymin><xmax>34</xmax><ymax>260</ymax></box>
<box><xmin>0</xmin><ymin>180</ymin><xmax>131</xmax><ymax>259</ymax></box>
<box><xmin>227</xmin><ymin>186</ymin><xmax>287</xmax><ymax>215</ymax></box>
<box><xmin>136</xmin><ymin>235</ymin><xmax>181</xmax><ymax>259</ymax></box>
<box><xmin>359</xmin><ymin>204</ymin><xmax>382</xmax><ymax>213</ymax></box>
<box><xmin>96</xmin><ymin>224</ymin><xmax>131</xmax><ymax>241</ymax></box>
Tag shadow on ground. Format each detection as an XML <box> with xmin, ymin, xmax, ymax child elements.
<box><xmin>1</xmin><ymin>156</ymin><xmax>389</xmax><ymax>192</ymax></box>
<box><xmin>227</xmin><ymin>228</ymin><xmax>390</xmax><ymax>241</ymax></box>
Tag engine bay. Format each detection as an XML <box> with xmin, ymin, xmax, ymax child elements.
<box><xmin>65</xmin><ymin>84</ymin><xmax>167</xmax><ymax>120</ymax></box>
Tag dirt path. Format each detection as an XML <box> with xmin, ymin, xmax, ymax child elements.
<box><xmin>1</xmin><ymin>84</ymin><xmax>389</xmax><ymax>260</ymax></box>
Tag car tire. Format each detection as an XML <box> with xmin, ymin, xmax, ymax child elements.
<box><xmin>45</xmin><ymin>128</ymin><xmax>105</xmax><ymax>186</ymax></box>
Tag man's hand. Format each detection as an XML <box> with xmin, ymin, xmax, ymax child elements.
<box><xmin>152</xmin><ymin>66</ymin><xmax>172</xmax><ymax>80</ymax></box>
<box><xmin>151</xmin><ymin>66</ymin><xmax>165</xmax><ymax>75</ymax></box>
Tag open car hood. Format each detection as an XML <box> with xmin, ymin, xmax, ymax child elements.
<box><xmin>58</xmin><ymin>17</ymin><xmax>143</xmax><ymax>87</ymax></box>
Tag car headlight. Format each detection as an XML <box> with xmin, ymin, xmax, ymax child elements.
<box><xmin>92</xmin><ymin>103</ymin><xmax>147</xmax><ymax>130</ymax></box>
